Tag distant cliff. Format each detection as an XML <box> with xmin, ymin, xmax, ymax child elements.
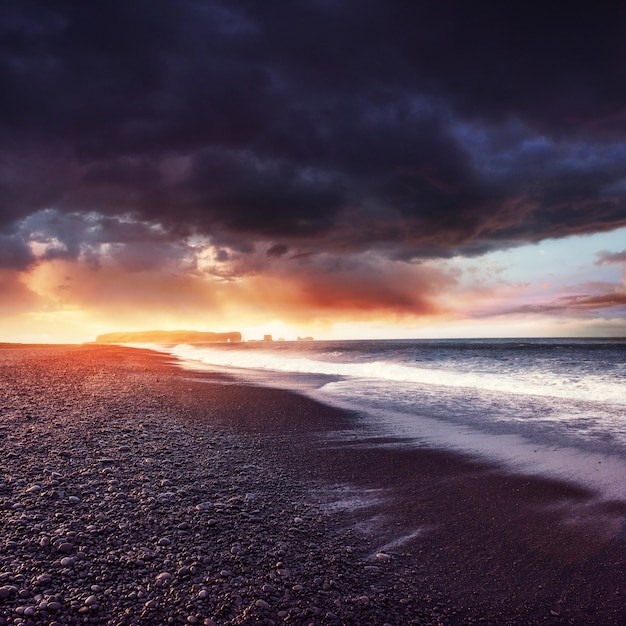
<box><xmin>95</xmin><ymin>330</ymin><xmax>242</xmax><ymax>344</ymax></box>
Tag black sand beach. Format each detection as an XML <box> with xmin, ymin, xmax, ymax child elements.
<box><xmin>1</xmin><ymin>345</ymin><xmax>625</xmax><ymax>625</ymax></box>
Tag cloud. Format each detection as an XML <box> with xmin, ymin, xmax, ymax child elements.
<box><xmin>256</xmin><ymin>255</ymin><xmax>453</xmax><ymax>320</ymax></box>
<box><xmin>0</xmin><ymin>270</ymin><xmax>41</xmax><ymax>314</ymax></box>
<box><xmin>17</xmin><ymin>246</ymin><xmax>455</xmax><ymax>331</ymax></box>
<box><xmin>266</xmin><ymin>244</ymin><xmax>288</xmax><ymax>258</ymax></box>
<box><xmin>12</xmin><ymin>209</ymin><xmax>191</xmax><ymax>269</ymax></box>
<box><xmin>0</xmin><ymin>234</ymin><xmax>35</xmax><ymax>270</ymax></box>
<box><xmin>0</xmin><ymin>0</ymin><xmax>625</xmax><ymax>273</ymax></box>
<box><xmin>501</xmin><ymin>281</ymin><xmax>626</xmax><ymax>318</ymax></box>
<box><xmin>510</xmin><ymin>293</ymin><xmax>626</xmax><ymax>317</ymax></box>
<box><xmin>596</xmin><ymin>250</ymin><xmax>626</xmax><ymax>265</ymax></box>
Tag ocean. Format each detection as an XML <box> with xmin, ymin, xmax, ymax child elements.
<box><xmin>149</xmin><ymin>338</ymin><xmax>626</xmax><ymax>501</ymax></box>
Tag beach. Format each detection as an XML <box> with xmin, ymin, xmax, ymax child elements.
<box><xmin>1</xmin><ymin>345</ymin><xmax>625</xmax><ymax>625</ymax></box>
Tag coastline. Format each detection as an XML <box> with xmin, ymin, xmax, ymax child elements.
<box><xmin>1</xmin><ymin>344</ymin><xmax>625</xmax><ymax>624</ymax></box>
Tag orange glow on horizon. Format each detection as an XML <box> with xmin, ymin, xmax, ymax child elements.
<box><xmin>2</xmin><ymin>234</ymin><xmax>625</xmax><ymax>344</ymax></box>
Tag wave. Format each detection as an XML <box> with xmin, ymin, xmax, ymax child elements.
<box><xmin>154</xmin><ymin>344</ymin><xmax>626</xmax><ymax>406</ymax></box>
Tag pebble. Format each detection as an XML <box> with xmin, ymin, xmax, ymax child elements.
<box><xmin>57</xmin><ymin>542</ymin><xmax>74</xmax><ymax>553</ymax></box>
<box><xmin>155</xmin><ymin>572</ymin><xmax>172</xmax><ymax>584</ymax></box>
<box><xmin>0</xmin><ymin>347</ymin><xmax>459</xmax><ymax>626</ymax></box>
<box><xmin>0</xmin><ymin>586</ymin><xmax>16</xmax><ymax>600</ymax></box>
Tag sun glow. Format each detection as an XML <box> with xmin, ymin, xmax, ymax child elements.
<box><xmin>1</xmin><ymin>228</ymin><xmax>624</xmax><ymax>344</ymax></box>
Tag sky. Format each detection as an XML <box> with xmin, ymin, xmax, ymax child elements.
<box><xmin>1</xmin><ymin>0</ymin><xmax>626</xmax><ymax>342</ymax></box>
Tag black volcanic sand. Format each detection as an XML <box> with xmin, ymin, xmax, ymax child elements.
<box><xmin>1</xmin><ymin>345</ymin><xmax>625</xmax><ymax>625</ymax></box>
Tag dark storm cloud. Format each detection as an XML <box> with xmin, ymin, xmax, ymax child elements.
<box><xmin>0</xmin><ymin>234</ymin><xmax>35</xmax><ymax>270</ymax></box>
<box><xmin>15</xmin><ymin>209</ymin><xmax>192</xmax><ymax>270</ymax></box>
<box><xmin>1</xmin><ymin>0</ymin><xmax>626</xmax><ymax>268</ymax></box>
<box><xmin>184</xmin><ymin>148</ymin><xmax>345</xmax><ymax>236</ymax></box>
<box><xmin>266</xmin><ymin>243</ymin><xmax>288</xmax><ymax>258</ymax></box>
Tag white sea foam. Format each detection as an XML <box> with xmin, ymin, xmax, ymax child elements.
<box><xmin>162</xmin><ymin>343</ymin><xmax>626</xmax><ymax>405</ymax></box>
<box><xmin>142</xmin><ymin>339</ymin><xmax>626</xmax><ymax>501</ymax></box>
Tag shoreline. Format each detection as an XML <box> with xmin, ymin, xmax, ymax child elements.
<box><xmin>1</xmin><ymin>344</ymin><xmax>625</xmax><ymax>624</ymax></box>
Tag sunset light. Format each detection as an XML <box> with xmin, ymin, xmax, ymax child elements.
<box><xmin>1</xmin><ymin>0</ymin><xmax>625</xmax><ymax>344</ymax></box>
<box><xmin>3</xmin><ymin>225</ymin><xmax>625</xmax><ymax>343</ymax></box>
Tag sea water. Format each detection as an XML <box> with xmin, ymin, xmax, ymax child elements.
<box><xmin>150</xmin><ymin>338</ymin><xmax>626</xmax><ymax>500</ymax></box>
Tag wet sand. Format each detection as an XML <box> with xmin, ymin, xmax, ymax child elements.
<box><xmin>1</xmin><ymin>344</ymin><xmax>625</xmax><ymax>624</ymax></box>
